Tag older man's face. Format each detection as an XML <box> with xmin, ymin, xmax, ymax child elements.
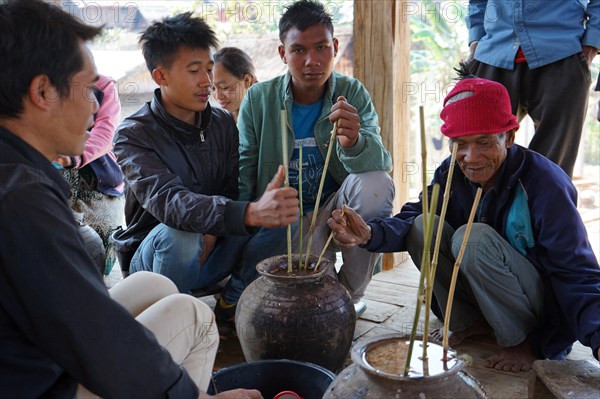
<box><xmin>450</xmin><ymin>131</ymin><xmax>515</xmax><ymax>191</ymax></box>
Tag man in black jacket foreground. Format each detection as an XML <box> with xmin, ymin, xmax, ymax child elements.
<box><xmin>113</xmin><ymin>13</ymin><xmax>299</xmax><ymax>321</ymax></box>
<box><xmin>0</xmin><ymin>0</ymin><xmax>263</xmax><ymax>397</ymax></box>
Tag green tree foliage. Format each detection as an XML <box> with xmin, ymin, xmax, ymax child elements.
<box><xmin>407</xmin><ymin>0</ymin><xmax>469</xmax><ymax>176</ymax></box>
<box><xmin>409</xmin><ymin>0</ymin><xmax>599</xmax><ymax>167</ymax></box>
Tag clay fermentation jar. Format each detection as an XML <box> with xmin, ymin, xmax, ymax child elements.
<box><xmin>235</xmin><ymin>254</ymin><xmax>355</xmax><ymax>372</ymax></box>
<box><xmin>323</xmin><ymin>333</ymin><xmax>487</xmax><ymax>398</ymax></box>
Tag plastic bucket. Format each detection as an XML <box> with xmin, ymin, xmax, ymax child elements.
<box><xmin>207</xmin><ymin>359</ymin><xmax>336</xmax><ymax>399</ymax></box>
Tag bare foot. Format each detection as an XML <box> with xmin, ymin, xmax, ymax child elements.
<box><xmin>484</xmin><ymin>338</ymin><xmax>538</xmax><ymax>372</ymax></box>
<box><xmin>429</xmin><ymin>317</ymin><xmax>492</xmax><ymax>347</ymax></box>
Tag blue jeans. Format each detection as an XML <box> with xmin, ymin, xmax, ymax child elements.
<box><xmin>130</xmin><ymin>223</ymin><xmax>252</xmax><ymax>294</ymax></box>
<box><xmin>220</xmin><ymin>226</ymin><xmax>290</xmax><ymax>304</ymax></box>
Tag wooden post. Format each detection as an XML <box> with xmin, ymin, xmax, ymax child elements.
<box><xmin>353</xmin><ymin>0</ymin><xmax>410</xmax><ymax>269</ymax></box>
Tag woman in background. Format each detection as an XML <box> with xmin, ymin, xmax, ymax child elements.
<box><xmin>213</xmin><ymin>47</ymin><xmax>256</xmax><ymax>122</ymax></box>
<box><xmin>54</xmin><ymin>74</ymin><xmax>125</xmax><ymax>276</ymax></box>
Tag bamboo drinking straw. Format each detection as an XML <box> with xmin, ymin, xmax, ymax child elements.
<box><xmin>404</xmin><ymin>184</ymin><xmax>440</xmax><ymax>375</ymax></box>
<box><xmin>298</xmin><ymin>145</ymin><xmax>303</xmax><ymax>269</ymax></box>
<box><xmin>442</xmin><ymin>187</ymin><xmax>483</xmax><ymax>360</ymax></box>
<box><xmin>281</xmin><ymin>110</ymin><xmax>293</xmax><ymax>273</ymax></box>
<box><xmin>304</xmin><ymin>121</ymin><xmax>338</xmax><ymax>270</ymax></box>
<box><xmin>419</xmin><ymin>106</ymin><xmax>429</xmax><ymax>245</ymax></box>
<box><xmin>314</xmin><ymin>206</ymin><xmax>345</xmax><ymax>272</ymax></box>
<box><xmin>405</xmin><ymin>106</ymin><xmax>439</xmax><ymax>373</ymax></box>
<box><xmin>423</xmin><ymin>144</ymin><xmax>458</xmax><ymax>355</ymax></box>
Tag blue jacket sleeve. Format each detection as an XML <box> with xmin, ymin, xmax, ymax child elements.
<box><xmin>526</xmin><ymin>170</ymin><xmax>600</xmax><ymax>360</ymax></box>
<box><xmin>467</xmin><ymin>0</ymin><xmax>488</xmax><ymax>44</ymax></box>
<box><xmin>583</xmin><ymin>0</ymin><xmax>600</xmax><ymax>49</ymax></box>
<box><xmin>364</xmin><ymin>161</ymin><xmax>452</xmax><ymax>253</ymax></box>
<box><xmin>365</xmin><ymin>200</ymin><xmax>422</xmax><ymax>253</ymax></box>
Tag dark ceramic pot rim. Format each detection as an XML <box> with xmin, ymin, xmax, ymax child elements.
<box><xmin>256</xmin><ymin>254</ymin><xmax>331</xmax><ymax>282</ymax></box>
<box><xmin>352</xmin><ymin>333</ymin><xmax>464</xmax><ymax>381</ymax></box>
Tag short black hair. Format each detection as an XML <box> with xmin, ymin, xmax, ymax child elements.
<box><xmin>279</xmin><ymin>0</ymin><xmax>334</xmax><ymax>44</ymax></box>
<box><xmin>139</xmin><ymin>12</ymin><xmax>219</xmax><ymax>73</ymax></box>
<box><xmin>0</xmin><ymin>0</ymin><xmax>102</xmax><ymax>118</ymax></box>
<box><xmin>214</xmin><ymin>47</ymin><xmax>256</xmax><ymax>82</ymax></box>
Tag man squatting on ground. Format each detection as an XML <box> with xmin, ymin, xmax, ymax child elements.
<box><xmin>235</xmin><ymin>0</ymin><xmax>395</xmax><ymax>318</ymax></box>
<box><xmin>328</xmin><ymin>73</ymin><xmax>600</xmax><ymax>372</ymax></box>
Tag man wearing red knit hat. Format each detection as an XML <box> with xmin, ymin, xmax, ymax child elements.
<box><xmin>327</xmin><ymin>76</ymin><xmax>600</xmax><ymax>372</ymax></box>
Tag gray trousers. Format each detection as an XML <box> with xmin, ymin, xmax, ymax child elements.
<box><xmin>406</xmin><ymin>215</ymin><xmax>543</xmax><ymax>347</ymax></box>
<box><xmin>240</xmin><ymin>171</ymin><xmax>395</xmax><ymax>302</ymax></box>
<box><xmin>297</xmin><ymin>170</ymin><xmax>395</xmax><ymax>300</ymax></box>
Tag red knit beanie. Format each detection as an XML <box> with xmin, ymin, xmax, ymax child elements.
<box><xmin>440</xmin><ymin>78</ymin><xmax>519</xmax><ymax>138</ymax></box>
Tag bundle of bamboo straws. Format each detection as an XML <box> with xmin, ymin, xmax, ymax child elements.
<box><xmin>280</xmin><ymin>109</ymin><xmax>339</xmax><ymax>273</ymax></box>
<box><xmin>403</xmin><ymin>106</ymin><xmax>482</xmax><ymax>374</ymax></box>
<box><xmin>280</xmin><ymin>105</ymin><xmax>482</xmax><ymax>371</ymax></box>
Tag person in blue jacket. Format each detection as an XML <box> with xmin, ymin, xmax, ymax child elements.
<box><xmin>328</xmin><ymin>73</ymin><xmax>600</xmax><ymax>372</ymax></box>
<box><xmin>467</xmin><ymin>0</ymin><xmax>599</xmax><ymax>178</ymax></box>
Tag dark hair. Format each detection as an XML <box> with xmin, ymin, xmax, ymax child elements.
<box><xmin>214</xmin><ymin>47</ymin><xmax>256</xmax><ymax>82</ymax></box>
<box><xmin>454</xmin><ymin>61</ymin><xmax>477</xmax><ymax>81</ymax></box>
<box><xmin>0</xmin><ymin>0</ymin><xmax>102</xmax><ymax>118</ymax></box>
<box><xmin>279</xmin><ymin>0</ymin><xmax>334</xmax><ymax>43</ymax></box>
<box><xmin>139</xmin><ymin>12</ymin><xmax>219</xmax><ymax>73</ymax></box>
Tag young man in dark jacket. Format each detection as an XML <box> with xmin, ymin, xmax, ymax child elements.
<box><xmin>113</xmin><ymin>13</ymin><xmax>299</xmax><ymax>298</ymax></box>
<box><xmin>328</xmin><ymin>76</ymin><xmax>600</xmax><ymax>372</ymax></box>
<box><xmin>0</xmin><ymin>1</ymin><xmax>261</xmax><ymax>397</ymax></box>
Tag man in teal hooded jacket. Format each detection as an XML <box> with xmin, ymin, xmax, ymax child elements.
<box><xmin>223</xmin><ymin>0</ymin><xmax>394</xmax><ymax>321</ymax></box>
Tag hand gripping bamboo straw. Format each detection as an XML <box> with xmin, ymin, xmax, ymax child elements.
<box><xmin>281</xmin><ymin>110</ymin><xmax>293</xmax><ymax>273</ymax></box>
<box><xmin>304</xmin><ymin>121</ymin><xmax>338</xmax><ymax>270</ymax></box>
<box><xmin>404</xmin><ymin>184</ymin><xmax>440</xmax><ymax>375</ymax></box>
<box><xmin>314</xmin><ymin>206</ymin><xmax>344</xmax><ymax>272</ymax></box>
<box><xmin>442</xmin><ymin>187</ymin><xmax>483</xmax><ymax>360</ymax></box>
<box><xmin>404</xmin><ymin>105</ymin><xmax>436</xmax><ymax>375</ymax></box>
